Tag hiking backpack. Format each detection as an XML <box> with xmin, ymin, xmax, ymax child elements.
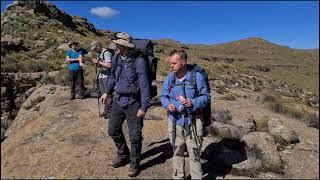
<box><xmin>132</xmin><ymin>39</ymin><xmax>158</xmax><ymax>98</ymax></box>
<box><xmin>188</xmin><ymin>64</ymin><xmax>212</xmax><ymax>128</ymax></box>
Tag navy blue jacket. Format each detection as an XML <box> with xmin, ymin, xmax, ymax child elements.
<box><xmin>106</xmin><ymin>52</ymin><xmax>151</xmax><ymax>112</ymax></box>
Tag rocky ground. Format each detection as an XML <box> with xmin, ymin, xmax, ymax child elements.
<box><xmin>1</xmin><ymin>84</ymin><xmax>318</xmax><ymax>179</ymax></box>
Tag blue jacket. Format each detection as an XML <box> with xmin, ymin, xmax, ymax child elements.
<box><xmin>160</xmin><ymin>70</ymin><xmax>210</xmax><ymax>127</ymax></box>
<box><xmin>66</xmin><ymin>50</ymin><xmax>82</xmax><ymax>70</ymax></box>
<box><xmin>106</xmin><ymin>52</ymin><xmax>151</xmax><ymax>112</ymax></box>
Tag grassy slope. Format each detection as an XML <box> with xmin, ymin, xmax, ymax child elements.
<box><xmin>155</xmin><ymin>38</ymin><xmax>319</xmax><ymax>96</ymax></box>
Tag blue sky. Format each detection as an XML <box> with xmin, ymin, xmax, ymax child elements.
<box><xmin>1</xmin><ymin>1</ymin><xmax>319</xmax><ymax>49</ymax></box>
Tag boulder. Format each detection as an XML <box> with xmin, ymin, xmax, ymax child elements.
<box><xmin>268</xmin><ymin>118</ymin><xmax>299</xmax><ymax>144</ymax></box>
<box><xmin>242</xmin><ymin>132</ymin><xmax>283</xmax><ymax>172</ymax></box>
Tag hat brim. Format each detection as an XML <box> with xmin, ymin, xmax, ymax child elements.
<box><xmin>112</xmin><ymin>39</ymin><xmax>135</xmax><ymax>48</ymax></box>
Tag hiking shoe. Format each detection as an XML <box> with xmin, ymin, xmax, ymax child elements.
<box><xmin>111</xmin><ymin>158</ymin><xmax>129</xmax><ymax>168</ymax></box>
<box><xmin>128</xmin><ymin>166</ymin><xmax>140</xmax><ymax>177</ymax></box>
<box><xmin>69</xmin><ymin>95</ymin><xmax>75</xmax><ymax>100</ymax></box>
<box><xmin>79</xmin><ymin>95</ymin><xmax>85</xmax><ymax>99</ymax></box>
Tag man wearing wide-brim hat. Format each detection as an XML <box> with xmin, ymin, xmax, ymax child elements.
<box><xmin>100</xmin><ymin>32</ymin><xmax>150</xmax><ymax>177</ymax></box>
<box><xmin>65</xmin><ymin>40</ymin><xmax>85</xmax><ymax>100</ymax></box>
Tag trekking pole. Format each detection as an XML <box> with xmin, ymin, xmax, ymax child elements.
<box><xmin>181</xmin><ymin>83</ymin><xmax>201</xmax><ymax>163</ymax></box>
<box><xmin>190</xmin><ymin>117</ymin><xmax>201</xmax><ymax>162</ymax></box>
<box><xmin>95</xmin><ymin>64</ymin><xmax>101</xmax><ymax>117</ymax></box>
<box><xmin>172</xmin><ymin>116</ymin><xmax>177</xmax><ymax>152</ymax></box>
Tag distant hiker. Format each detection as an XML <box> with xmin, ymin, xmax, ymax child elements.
<box><xmin>65</xmin><ymin>41</ymin><xmax>85</xmax><ymax>100</ymax></box>
<box><xmin>90</xmin><ymin>40</ymin><xmax>116</xmax><ymax>118</ymax></box>
<box><xmin>100</xmin><ymin>32</ymin><xmax>151</xmax><ymax>177</ymax></box>
<box><xmin>160</xmin><ymin>49</ymin><xmax>210</xmax><ymax>179</ymax></box>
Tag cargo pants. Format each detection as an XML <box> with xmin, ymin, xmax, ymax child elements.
<box><xmin>168</xmin><ymin>114</ymin><xmax>203</xmax><ymax>179</ymax></box>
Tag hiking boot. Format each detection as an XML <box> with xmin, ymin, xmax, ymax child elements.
<box><xmin>128</xmin><ymin>166</ymin><xmax>140</xmax><ymax>177</ymax></box>
<box><xmin>111</xmin><ymin>158</ymin><xmax>129</xmax><ymax>168</ymax></box>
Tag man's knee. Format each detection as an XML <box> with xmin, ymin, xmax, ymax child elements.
<box><xmin>129</xmin><ymin>133</ymin><xmax>142</xmax><ymax>144</ymax></box>
<box><xmin>108</xmin><ymin>125</ymin><xmax>121</xmax><ymax>139</ymax></box>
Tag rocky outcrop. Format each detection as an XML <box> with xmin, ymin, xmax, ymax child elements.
<box><xmin>0</xmin><ymin>72</ymin><xmax>60</xmax><ymax>141</ymax></box>
<box><xmin>0</xmin><ymin>34</ymin><xmax>26</xmax><ymax>55</ymax></box>
<box><xmin>199</xmin><ymin>56</ymin><xmax>235</xmax><ymax>64</ymax></box>
<box><xmin>248</xmin><ymin>65</ymin><xmax>271</xmax><ymax>72</ymax></box>
<box><xmin>5</xmin><ymin>0</ymin><xmax>73</xmax><ymax>30</ymax></box>
<box><xmin>268</xmin><ymin>118</ymin><xmax>299</xmax><ymax>145</ymax></box>
<box><xmin>4</xmin><ymin>0</ymin><xmax>98</xmax><ymax>34</ymax></box>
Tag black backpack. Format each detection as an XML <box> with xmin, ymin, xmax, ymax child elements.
<box><xmin>187</xmin><ymin>64</ymin><xmax>212</xmax><ymax>129</ymax></box>
<box><xmin>132</xmin><ymin>39</ymin><xmax>158</xmax><ymax>97</ymax></box>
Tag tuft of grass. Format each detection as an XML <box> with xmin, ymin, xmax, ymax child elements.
<box><xmin>255</xmin><ymin>116</ymin><xmax>270</xmax><ymax>132</ymax></box>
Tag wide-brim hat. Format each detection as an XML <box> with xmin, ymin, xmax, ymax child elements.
<box><xmin>112</xmin><ymin>32</ymin><xmax>135</xmax><ymax>48</ymax></box>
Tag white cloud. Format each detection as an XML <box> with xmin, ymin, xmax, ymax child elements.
<box><xmin>90</xmin><ymin>6</ymin><xmax>119</xmax><ymax>18</ymax></box>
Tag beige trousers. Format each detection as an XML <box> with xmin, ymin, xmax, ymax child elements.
<box><xmin>168</xmin><ymin>114</ymin><xmax>203</xmax><ymax>179</ymax></box>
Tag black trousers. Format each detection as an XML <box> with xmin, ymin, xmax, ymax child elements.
<box><xmin>108</xmin><ymin>100</ymin><xmax>143</xmax><ymax>168</ymax></box>
<box><xmin>69</xmin><ymin>69</ymin><xmax>85</xmax><ymax>96</ymax></box>
<box><xmin>98</xmin><ymin>77</ymin><xmax>112</xmax><ymax>114</ymax></box>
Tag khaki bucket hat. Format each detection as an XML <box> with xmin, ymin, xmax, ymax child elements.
<box><xmin>112</xmin><ymin>32</ymin><xmax>135</xmax><ymax>48</ymax></box>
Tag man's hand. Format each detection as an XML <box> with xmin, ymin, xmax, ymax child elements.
<box><xmin>168</xmin><ymin>103</ymin><xmax>177</xmax><ymax>112</ymax></box>
<box><xmin>91</xmin><ymin>58</ymin><xmax>98</xmax><ymax>64</ymax></box>
<box><xmin>79</xmin><ymin>62</ymin><xmax>84</xmax><ymax>67</ymax></box>
<box><xmin>136</xmin><ymin>109</ymin><xmax>146</xmax><ymax>118</ymax></box>
<box><xmin>181</xmin><ymin>99</ymin><xmax>193</xmax><ymax>107</ymax></box>
<box><xmin>100</xmin><ymin>93</ymin><xmax>107</xmax><ymax>104</ymax></box>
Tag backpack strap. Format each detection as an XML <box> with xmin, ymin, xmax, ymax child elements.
<box><xmin>190</xmin><ymin>70</ymin><xmax>198</xmax><ymax>94</ymax></box>
<box><xmin>100</xmin><ymin>49</ymin><xmax>110</xmax><ymax>61</ymax></box>
<box><xmin>168</xmin><ymin>72</ymin><xmax>176</xmax><ymax>93</ymax></box>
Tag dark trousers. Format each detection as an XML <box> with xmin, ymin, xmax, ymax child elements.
<box><xmin>108</xmin><ymin>100</ymin><xmax>143</xmax><ymax>168</ymax></box>
<box><xmin>99</xmin><ymin>77</ymin><xmax>112</xmax><ymax>114</ymax></box>
<box><xmin>69</xmin><ymin>69</ymin><xmax>85</xmax><ymax>96</ymax></box>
